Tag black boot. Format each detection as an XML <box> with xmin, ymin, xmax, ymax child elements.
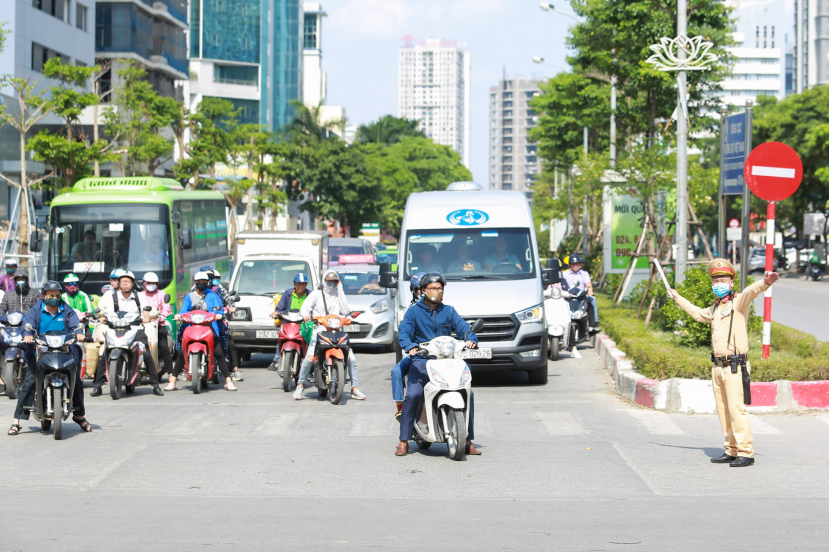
<box><xmin>729</xmin><ymin>457</ymin><xmax>754</xmax><ymax>467</ymax></box>
<box><xmin>152</xmin><ymin>386</ymin><xmax>164</xmax><ymax>397</ymax></box>
<box><xmin>710</xmin><ymin>453</ymin><xmax>736</xmax><ymax>464</ymax></box>
<box><xmin>90</xmin><ymin>386</ymin><xmax>102</xmax><ymax>397</ymax></box>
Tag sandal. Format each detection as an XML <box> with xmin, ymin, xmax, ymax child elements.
<box><xmin>73</xmin><ymin>418</ymin><xmax>92</xmax><ymax>432</ymax></box>
<box><xmin>8</xmin><ymin>424</ymin><xmax>22</xmax><ymax>436</ymax></box>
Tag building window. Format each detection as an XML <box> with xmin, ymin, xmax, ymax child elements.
<box><xmin>31</xmin><ymin>42</ymin><xmax>68</xmax><ymax>73</ymax></box>
<box><xmin>502</xmin><ymin>137</ymin><xmax>513</xmax><ymax>144</ymax></box>
<box><xmin>755</xmin><ymin>26</ymin><xmax>759</xmax><ymax>48</ymax></box>
<box><xmin>33</xmin><ymin>0</ymin><xmax>70</xmax><ymax>23</ymax></box>
<box><xmin>503</xmin><ymin>119</ymin><xmax>513</xmax><ymax>127</ymax></box>
<box><xmin>502</xmin><ymin>183</ymin><xmax>512</xmax><ymax>190</ymax></box>
<box><xmin>503</xmin><ymin>146</ymin><xmax>512</xmax><ymax>153</ymax></box>
<box><xmin>526</xmin><ymin>145</ymin><xmax>537</xmax><ymax>153</ymax></box>
<box><xmin>526</xmin><ymin>155</ymin><xmax>538</xmax><ymax>164</ymax></box>
<box><xmin>213</xmin><ymin>64</ymin><xmax>259</xmax><ymax>86</ymax></box>
<box><xmin>502</xmin><ymin>156</ymin><xmax>513</xmax><ymax>163</ymax></box>
<box><xmin>76</xmin><ymin>3</ymin><xmax>88</xmax><ymax>31</ymax></box>
<box><xmin>502</xmin><ymin>100</ymin><xmax>513</xmax><ymax>108</ymax></box>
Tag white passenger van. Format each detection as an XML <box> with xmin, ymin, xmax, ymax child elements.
<box><xmin>380</xmin><ymin>182</ymin><xmax>553</xmax><ymax>383</ymax></box>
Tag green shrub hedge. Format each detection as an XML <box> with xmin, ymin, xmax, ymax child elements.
<box><xmin>597</xmin><ymin>295</ymin><xmax>829</xmax><ymax>382</ymax></box>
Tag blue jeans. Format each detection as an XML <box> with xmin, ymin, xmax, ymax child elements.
<box><xmin>391</xmin><ymin>356</ymin><xmax>412</xmax><ymax>402</ymax></box>
<box><xmin>399</xmin><ymin>359</ymin><xmax>474</xmax><ymax>442</ymax></box>
<box><xmin>272</xmin><ymin>348</ymin><xmax>279</xmax><ymax>363</ymax></box>
<box><xmin>586</xmin><ymin>296</ymin><xmax>599</xmax><ymax>323</ymax></box>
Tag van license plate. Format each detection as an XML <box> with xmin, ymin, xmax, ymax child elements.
<box><xmin>343</xmin><ymin>325</ymin><xmax>361</xmax><ymax>332</ymax></box>
<box><xmin>456</xmin><ymin>348</ymin><xmax>492</xmax><ymax>359</ymax></box>
<box><xmin>256</xmin><ymin>330</ymin><xmax>280</xmax><ymax>339</ymax></box>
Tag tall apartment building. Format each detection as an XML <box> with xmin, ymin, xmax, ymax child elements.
<box><xmin>1</xmin><ymin>0</ymin><xmax>97</xmax><ymax>216</ymax></box>
<box><xmin>488</xmin><ymin>77</ymin><xmax>540</xmax><ymax>199</ymax></box>
<box><xmin>398</xmin><ymin>38</ymin><xmax>470</xmax><ymax>168</ymax></box>
<box><xmin>718</xmin><ymin>0</ymin><xmax>786</xmax><ymax>107</ymax></box>
<box><xmin>302</xmin><ymin>3</ymin><xmax>345</xmax><ymax>137</ymax></box>
<box><xmin>95</xmin><ymin>0</ymin><xmax>188</xmax><ymax>99</ymax></box>
<box><xmin>793</xmin><ymin>0</ymin><xmax>829</xmax><ymax>91</ymax></box>
<box><xmin>187</xmin><ymin>0</ymin><xmax>303</xmax><ymax>132</ymax></box>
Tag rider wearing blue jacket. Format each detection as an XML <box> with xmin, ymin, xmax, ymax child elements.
<box><xmin>395</xmin><ymin>272</ymin><xmax>481</xmax><ymax>457</ymax></box>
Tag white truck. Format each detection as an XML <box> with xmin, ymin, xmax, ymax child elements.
<box><xmin>227</xmin><ymin>231</ymin><xmax>329</xmax><ymax>360</ymax></box>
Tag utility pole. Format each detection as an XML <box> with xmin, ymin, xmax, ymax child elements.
<box><xmin>675</xmin><ymin>0</ymin><xmax>688</xmax><ymax>283</ymax></box>
<box><xmin>610</xmin><ymin>74</ymin><xmax>617</xmax><ymax>169</ymax></box>
<box><xmin>740</xmin><ymin>100</ymin><xmax>753</xmax><ymax>291</ymax></box>
<box><xmin>583</xmin><ymin>127</ymin><xmax>589</xmax><ymax>256</ymax></box>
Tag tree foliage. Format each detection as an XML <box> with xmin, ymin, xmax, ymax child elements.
<box><xmin>355</xmin><ymin>115</ymin><xmax>425</xmax><ymax>146</ymax></box>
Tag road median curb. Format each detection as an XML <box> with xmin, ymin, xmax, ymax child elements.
<box><xmin>594</xmin><ymin>333</ymin><xmax>829</xmax><ymax>413</ymax></box>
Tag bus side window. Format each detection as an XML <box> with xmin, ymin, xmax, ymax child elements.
<box><xmin>178</xmin><ymin>201</ymin><xmax>195</xmax><ymax>265</ymax></box>
<box><xmin>214</xmin><ymin>201</ymin><xmax>228</xmax><ymax>254</ymax></box>
<box><xmin>193</xmin><ymin>201</ymin><xmax>207</xmax><ymax>262</ymax></box>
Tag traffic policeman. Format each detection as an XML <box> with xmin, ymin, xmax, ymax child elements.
<box><xmin>670</xmin><ymin>259</ymin><xmax>779</xmax><ymax>467</ymax></box>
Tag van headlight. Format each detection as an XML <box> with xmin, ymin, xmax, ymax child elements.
<box><xmin>370</xmin><ymin>299</ymin><xmax>389</xmax><ymax>314</ymax></box>
<box><xmin>515</xmin><ymin>305</ymin><xmax>543</xmax><ymax>324</ymax></box>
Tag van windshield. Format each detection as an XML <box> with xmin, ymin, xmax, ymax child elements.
<box><xmin>233</xmin><ymin>259</ymin><xmax>312</xmax><ymax>295</ymax></box>
<box><xmin>404</xmin><ymin>229</ymin><xmax>537</xmax><ymax>281</ymax></box>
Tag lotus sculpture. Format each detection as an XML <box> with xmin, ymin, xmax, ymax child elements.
<box><xmin>646</xmin><ymin>34</ymin><xmax>718</xmax><ymax>72</ymax></box>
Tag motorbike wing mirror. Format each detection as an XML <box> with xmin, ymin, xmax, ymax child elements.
<box><xmin>24</xmin><ymin>323</ymin><xmax>33</xmax><ymax>332</ymax></box>
<box><xmin>221</xmin><ymin>281</ymin><xmax>230</xmax><ymax>289</ymax></box>
<box><xmin>470</xmin><ymin>318</ymin><xmax>484</xmax><ymax>334</ymax></box>
<box><xmin>143</xmin><ymin>306</ymin><xmax>152</xmax><ymax>312</ymax></box>
<box><xmin>164</xmin><ymin>293</ymin><xmax>171</xmax><ymax>303</ymax></box>
<box><xmin>232</xmin><ymin>296</ymin><xmax>241</xmax><ymax>303</ymax></box>
<box><xmin>378</xmin><ymin>262</ymin><xmax>398</xmax><ymax>289</ymax></box>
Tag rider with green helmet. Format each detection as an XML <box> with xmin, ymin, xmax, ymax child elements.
<box><xmin>61</xmin><ymin>274</ymin><xmax>94</xmax><ymax>315</ymax></box>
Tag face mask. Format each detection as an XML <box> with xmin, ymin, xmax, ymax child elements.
<box><xmin>712</xmin><ymin>283</ymin><xmax>731</xmax><ymax>298</ymax></box>
<box><xmin>195</xmin><ymin>282</ymin><xmax>208</xmax><ymax>292</ymax></box>
<box><xmin>15</xmin><ymin>281</ymin><xmax>28</xmax><ymax>294</ymax></box>
<box><xmin>324</xmin><ymin>281</ymin><xmax>337</xmax><ymax>291</ymax></box>
<box><xmin>5</xmin><ymin>268</ymin><xmax>15</xmax><ymax>275</ymax></box>
<box><xmin>424</xmin><ymin>289</ymin><xmax>444</xmax><ymax>303</ymax></box>
<box><xmin>44</xmin><ymin>297</ymin><xmax>61</xmax><ymax>307</ymax></box>
<box><xmin>145</xmin><ymin>284</ymin><xmax>157</xmax><ymax>292</ymax></box>
<box><xmin>211</xmin><ymin>279</ymin><xmax>220</xmax><ymax>286</ymax></box>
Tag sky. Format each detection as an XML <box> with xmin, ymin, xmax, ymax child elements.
<box><xmin>321</xmin><ymin>0</ymin><xmax>576</xmax><ymax>185</ymax></box>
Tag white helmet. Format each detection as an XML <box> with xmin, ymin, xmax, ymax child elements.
<box><xmin>211</xmin><ymin>270</ymin><xmax>221</xmax><ymax>279</ymax></box>
<box><xmin>194</xmin><ymin>271</ymin><xmax>210</xmax><ymax>282</ymax></box>
<box><xmin>119</xmin><ymin>270</ymin><xmax>136</xmax><ymax>282</ymax></box>
<box><xmin>143</xmin><ymin>272</ymin><xmax>159</xmax><ymax>284</ymax></box>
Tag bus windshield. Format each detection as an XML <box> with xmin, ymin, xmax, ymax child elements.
<box><xmin>404</xmin><ymin>228</ymin><xmax>537</xmax><ymax>281</ymax></box>
<box><xmin>232</xmin><ymin>259</ymin><xmax>312</xmax><ymax>295</ymax></box>
<box><xmin>51</xmin><ymin>204</ymin><xmax>172</xmax><ymax>292</ymax></box>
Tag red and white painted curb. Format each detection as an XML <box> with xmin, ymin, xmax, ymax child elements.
<box><xmin>594</xmin><ymin>334</ymin><xmax>829</xmax><ymax>413</ymax></box>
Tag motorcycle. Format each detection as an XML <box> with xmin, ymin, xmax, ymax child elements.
<box><xmin>181</xmin><ymin>310</ymin><xmax>222</xmax><ymax>394</ymax></box>
<box><xmin>277</xmin><ymin>309</ymin><xmax>306</xmax><ymax>392</ymax></box>
<box><xmin>410</xmin><ymin>319</ymin><xmax>486</xmax><ymax>461</ymax></box>
<box><xmin>808</xmin><ymin>262</ymin><xmax>824</xmax><ymax>281</ymax></box>
<box><xmin>103</xmin><ymin>306</ymin><xmax>152</xmax><ymax>400</ymax></box>
<box><xmin>311</xmin><ymin>314</ymin><xmax>355</xmax><ymax>405</ymax></box>
<box><xmin>543</xmin><ymin>287</ymin><xmax>569</xmax><ymax>361</ymax></box>
<box><xmin>23</xmin><ymin>328</ymin><xmax>79</xmax><ymax>440</ymax></box>
<box><xmin>0</xmin><ymin>311</ymin><xmax>27</xmax><ymax>399</ymax></box>
<box><xmin>563</xmin><ymin>286</ymin><xmax>597</xmax><ymax>351</ymax></box>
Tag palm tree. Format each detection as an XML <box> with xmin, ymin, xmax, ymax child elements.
<box><xmin>285</xmin><ymin>101</ymin><xmax>346</xmax><ymax>145</ymax></box>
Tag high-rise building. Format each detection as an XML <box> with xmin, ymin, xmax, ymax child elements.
<box><xmin>488</xmin><ymin>77</ymin><xmax>540</xmax><ymax>199</ymax></box>
<box><xmin>718</xmin><ymin>0</ymin><xmax>786</xmax><ymax>107</ymax></box>
<box><xmin>95</xmin><ymin>0</ymin><xmax>188</xmax><ymax>99</ymax></box>
<box><xmin>187</xmin><ymin>0</ymin><xmax>303</xmax><ymax>132</ymax></box>
<box><xmin>398</xmin><ymin>37</ymin><xmax>470</xmax><ymax>168</ymax></box>
<box><xmin>302</xmin><ymin>3</ymin><xmax>345</xmax><ymax>138</ymax></box>
<box><xmin>793</xmin><ymin>0</ymin><xmax>829</xmax><ymax>92</ymax></box>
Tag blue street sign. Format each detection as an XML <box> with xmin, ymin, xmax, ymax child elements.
<box><xmin>722</xmin><ymin>112</ymin><xmax>746</xmax><ymax>195</ymax></box>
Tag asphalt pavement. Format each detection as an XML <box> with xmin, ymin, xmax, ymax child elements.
<box><xmin>751</xmin><ymin>270</ymin><xmax>829</xmax><ymax>341</ymax></box>
<box><xmin>1</xmin><ymin>345</ymin><xmax>828</xmax><ymax>551</ymax></box>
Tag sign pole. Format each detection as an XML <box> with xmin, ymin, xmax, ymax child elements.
<box><xmin>762</xmin><ymin>201</ymin><xmax>775</xmax><ymax>360</ymax></box>
<box><xmin>740</xmin><ymin>100</ymin><xmax>753</xmax><ymax>291</ymax></box>
<box><xmin>718</xmin><ymin>107</ymin><xmax>727</xmax><ymax>258</ymax></box>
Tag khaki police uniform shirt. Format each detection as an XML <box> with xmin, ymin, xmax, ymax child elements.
<box><xmin>674</xmin><ymin>280</ymin><xmax>769</xmax><ymax>357</ymax></box>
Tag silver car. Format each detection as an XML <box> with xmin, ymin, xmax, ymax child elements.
<box><xmin>338</xmin><ymin>264</ymin><xmax>395</xmax><ymax>350</ymax></box>
<box><xmin>748</xmin><ymin>247</ymin><xmax>779</xmax><ymax>273</ymax></box>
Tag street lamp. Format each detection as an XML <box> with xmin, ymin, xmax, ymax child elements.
<box><xmin>539</xmin><ymin>2</ymin><xmax>579</xmax><ymax>22</ymax></box>
<box><xmin>532</xmin><ymin>56</ymin><xmax>568</xmax><ymax>72</ymax></box>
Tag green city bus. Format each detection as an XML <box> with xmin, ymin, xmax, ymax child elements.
<box><xmin>46</xmin><ymin>177</ymin><xmax>230</xmax><ymax>308</ymax></box>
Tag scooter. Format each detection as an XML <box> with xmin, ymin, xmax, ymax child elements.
<box><xmin>277</xmin><ymin>309</ymin><xmax>306</xmax><ymax>392</ymax></box>
<box><xmin>102</xmin><ymin>306</ymin><xmax>152</xmax><ymax>400</ymax></box>
<box><xmin>0</xmin><ymin>311</ymin><xmax>27</xmax><ymax>399</ymax></box>
<box><xmin>808</xmin><ymin>261</ymin><xmax>824</xmax><ymax>281</ymax></box>
<box><xmin>410</xmin><ymin>319</ymin><xmax>486</xmax><ymax>461</ymax></box>
<box><xmin>23</xmin><ymin>328</ymin><xmax>78</xmax><ymax>440</ymax></box>
<box><xmin>311</xmin><ymin>314</ymin><xmax>354</xmax><ymax>405</ymax></box>
<box><xmin>181</xmin><ymin>310</ymin><xmax>222</xmax><ymax>394</ymax></box>
<box><xmin>564</xmin><ymin>286</ymin><xmax>597</xmax><ymax>351</ymax></box>
<box><xmin>543</xmin><ymin>287</ymin><xmax>570</xmax><ymax>361</ymax></box>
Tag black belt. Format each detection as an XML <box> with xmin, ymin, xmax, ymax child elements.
<box><xmin>713</xmin><ymin>354</ymin><xmax>746</xmax><ymax>367</ymax></box>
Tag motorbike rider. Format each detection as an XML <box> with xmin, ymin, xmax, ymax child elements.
<box><xmin>267</xmin><ymin>273</ymin><xmax>310</xmax><ymax>372</ymax></box>
<box><xmin>390</xmin><ymin>272</ymin><xmax>425</xmax><ymax>420</ymax></box>
<box><xmin>197</xmin><ymin>265</ymin><xmax>243</xmax><ymax>382</ymax></box>
<box><xmin>91</xmin><ymin>271</ymin><xmax>164</xmax><ymax>397</ymax></box>
<box><xmin>167</xmin><ymin>272</ymin><xmax>237</xmax><ymax>391</ymax></box>
<box><xmin>139</xmin><ymin>272</ymin><xmax>173</xmax><ymax>377</ymax></box>
<box><xmin>0</xmin><ymin>268</ymin><xmax>40</xmax><ymax>317</ymax></box>
<box><xmin>293</xmin><ymin>270</ymin><xmax>366</xmax><ymax>401</ymax></box>
<box><xmin>561</xmin><ymin>254</ymin><xmax>599</xmax><ymax>329</ymax></box>
<box><xmin>0</xmin><ymin>258</ymin><xmax>18</xmax><ymax>293</ymax></box>
<box><xmin>8</xmin><ymin>281</ymin><xmax>91</xmax><ymax>436</ymax></box>
<box><xmin>396</xmin><ymin>272</ymin><xmax>481</xmax><ymax>456</ymax></box>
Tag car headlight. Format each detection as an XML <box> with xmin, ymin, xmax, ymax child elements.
<box><xmin>231</xmin><ymin>309</ymin><xmax>248</xmax><ymax>321</ymax></box>
<box><xmin>428</xmin><ymin>367</ymin><xmax>449</xmax><ymax>388</ymax></box>
<box><xmin>515</xmin><ymin>304</ymin><xmax>543</xmax><ymax>324</ymax></box>
<box><xmin>191</xmin><ymin>314</ymin><xmax>205</xmax><ymax>324</ymax></box>
<box><xmin>437</xmin><ymin>342</ymin><xmax>455</xmax><ymax>357</ymax></box>
<box><xmin>327</xmin><ymin>317</ymin><xmax>342</xmax><ymax>329</ymax></box>
<box><xmin>459</xmin><ymin>366</ymin><xmax>472</xmax><ymax>387</ymax></box>
<box><xmin>370</xmin><ymin>299</ymin><xmax>389</xmax><ymax>314</ymax></box>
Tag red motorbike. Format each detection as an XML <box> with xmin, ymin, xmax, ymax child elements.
<box><xmin>277</xmin><ymin>309</ymin><xmax>307</xmax><ymax>392</ymax></box>
<box><xmin>181</xmin><ymin>310</ymin><xmax>222</xmax><ymax>394</ymax></box>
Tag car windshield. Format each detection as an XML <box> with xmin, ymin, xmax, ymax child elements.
<box><xmin>404</xmin><ymin>228</ymin><xmax>537</xmax><ymax>280</ymax></box>
<box><xmin>329</xmin><ymin>245</ymin><xmax>364</xmax><ymax>263</ymax></box>
<box><xmin>233</xmin><ymin>260</ymin><xmax>311</xmax><ymax>295</ymax></box>
<box><xmin>340</xmin><ymin>271</ymin><xmax>386</xmax><ymax>295</ymax></box>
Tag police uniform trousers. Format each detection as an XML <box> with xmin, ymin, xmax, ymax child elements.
<box><xmin>712</xmin><ymin>362</ymin><xmax>753</xmax><ymax>458</ymax></box>
<box><xmin>399</xmin><ymin>359</ymin><xmax>474</xmax><ymax>442</ymax></box>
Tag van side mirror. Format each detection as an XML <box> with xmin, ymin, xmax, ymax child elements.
<box><xmin>164</xmin><ymin>293</ymin><xmax>171</xmax><ymax>303</ymax></box>
<box><xmin>378</xmin><ymin>262</ymin><xmax>397</xmax><ymax>289</ymax></box>
<box><xmin>542</xmin><ymin>257</ymin><xmax>561</xmax><ymax>287</ymax></box>
<box><xmin>180</xmin><ymin>228</ymin><xmax>193</xmax><ymax>250</ymax></box>
<box><xmin>30</xmin><ymin>231</ymin><xmax>43</xmax><ymax>253</ymax></box>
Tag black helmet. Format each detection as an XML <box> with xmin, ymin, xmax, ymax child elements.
<box><xmin>569</xmin><ymin>254</ymin><xmax>585</xmax><ymax>265</ymax></box>
<box><xmin>410</xmin><ymin>272</ymin><xmax>427</xmax><ymax>292</ymax></box>
<box><xmin>419</xmin><ymin>272</ymin><xmax>446</xmax><ymax>290</ymax></box>
<box><xmin>41</xmin><ymin>280</ymin><xmax>61</xmax><ymax>294</ymax></box>
<box><xmin>12</xmin><ymin>268</ymin><xmax>29</xmax><ymax>280</ymax></box>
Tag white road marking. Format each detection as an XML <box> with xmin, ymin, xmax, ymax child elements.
<box><xmin>252</xmin><ymin>413</ymin><xmax>301</xmax><ymax>435</ymax></box>
<box><xmin>348</xmin><ymin>413</ymin><xmax>396</xmax><ymax>436</ymax></box>
<box><xmin>751</xmin><ymin>166</ymin><xmax>796</xmax><ymax>178</ymax></box>
<box><xmin>625</xmin><ymin>410</ymin><xmax>684</xmax><ymax>435</ymax></box>
<box><xmin>749</xmin><ymin>414</ymin><xmax>782</xmax><ymax>434</ymax></box>
<box><xmin>818</xmin><ymin>415</ymin><xmax>829</xmax><ymax>428</ymax></box>
<box><xmin>536</xmin><ymin>412</ymin><xmax>588</xmax><ymax>435</ymax></box>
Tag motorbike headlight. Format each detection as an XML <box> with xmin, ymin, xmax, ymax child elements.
<box><xmin>515</xmin><ymin>304</ymin><xmax>543</xmax><ymax>324</ymax></box>
<box><xmin>327</xmin><ymin>317</ymin><xmax>342</xmax><ymax>329</ymax></box>
<box><xmin>571</xmin><ymin>310</ymin><xmax>585</xmax><ymax>320</ymax></box>
<box><xmin>459</xmin><ymin>366</ymin><xmax>472</xmax><ymax>387</ymax></box>
<box><xmin>550</xmin><ymin>287</ymin><xmax>562</xmax><ymax>299</ymax></box>
<box><xmin>370</xmin><ymin>299</ymin><xmax>389</xmax><ymax>314</ymax></box>
<box><xmin>45</xmin><ymin>335</ymin><xmax>65</xmax><ymax>348</ymax></box>
<box><xmin>105</xmin><ymin>333</ymin><xmax>119</xmax><ymax>347</ymax></box>
<box><xmin>437</xmin><ymin>342</ymin><xmax>455</xmax><ymax>357</ymax></box>
<box><xmin>191</xmin><ymin>314</ymin><xmax>206</xmax><ymax>324</ymax></box>
<box><xmin>428</xmin><ymin>367</ymin><xmax>449</xmax><ymax>388</ymax></box>
<box><xmin>6</xmin><ymin>313</ymin><xmax>22</xmax><ymax>326</ymax></box>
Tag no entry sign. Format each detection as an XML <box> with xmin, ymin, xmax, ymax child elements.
<box><xmin>728</xmin><ymin>218</ymin><xmax>739</xmax><ymax>228</ymax></box>
<box><xmin>743</xmin><ymin>141</ymin><xmax>803</xmax><ymax>202</ymax></box>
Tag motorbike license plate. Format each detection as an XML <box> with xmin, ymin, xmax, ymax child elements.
<box><xmin>256</xmin><ymin>330</ymin><xmax>280</xmax><ymax>339</ymax></box>
<box><xmin>343</xmin><ymin>325</ymin><xmax>361</xmax><ymax>332</ymax></box>
<box><xmin>456</xmin><ymin>348</ymin><xmax>492</xmax><ymax>360</ymax></box>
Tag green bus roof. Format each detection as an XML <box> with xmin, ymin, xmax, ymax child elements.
<box><xmin>51</xmin><ymin>177</ymin><xmax>226</xmax><ymax>207</ymax></box>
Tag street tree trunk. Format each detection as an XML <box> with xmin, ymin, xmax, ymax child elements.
<box><xmin>18</xmin><ymin>131</ymin><xmax>29</xmax><ymax>260</ymax></box>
